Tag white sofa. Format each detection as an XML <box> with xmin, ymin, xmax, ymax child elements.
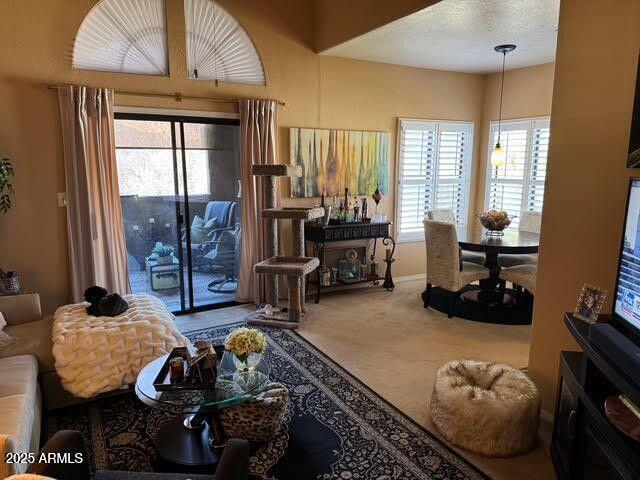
<box><xmin>0</xmin><ymin>294</ymin><xmax>46</xmax><ymax>477</ymax></box>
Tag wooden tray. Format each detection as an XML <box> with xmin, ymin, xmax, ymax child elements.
<box><xmin>153</xmin><ymin>345</ymin><xmax>224</xmax><ymax>392</ymax></box>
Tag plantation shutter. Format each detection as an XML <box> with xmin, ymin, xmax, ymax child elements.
<box><xmin>526</xmin><ymin>120</ymin><xmax>550</xmax><ymax>212</ymax></box>
<box><xmin>434</xmin><ymin>123</ymin><xmax>473</xmax><ymax>228</ymax></box>
<box><xmin>396</xmin><ymin>119</ymin><xmax>473</xmax><ymax>242</ymax></box>
<box><xmin>485</xmin><ymin>117</ymin><xmax>551</xmax><ymax>226</ymax></box>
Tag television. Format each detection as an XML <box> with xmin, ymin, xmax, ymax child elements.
<box><xmin>614</xmin><ymin>178</ymin><xmax>640</xmax><ymax>334</ymax></box>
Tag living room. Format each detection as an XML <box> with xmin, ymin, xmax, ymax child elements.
<box><xmin>1</xmin><ymin>0</ymin><xmax>639</xmax><ymax>479</ymax></box>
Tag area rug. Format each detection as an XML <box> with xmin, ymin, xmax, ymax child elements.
<box><xmin>45</xmin><ymin>323</ymin><xmax>490</xmax><ymax>480</ymax></box>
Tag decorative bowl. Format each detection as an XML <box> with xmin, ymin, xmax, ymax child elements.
<box><xmin>476</xmin><ymin>210</ymin><xmax>512</xmax><ymax>236</ymax></box>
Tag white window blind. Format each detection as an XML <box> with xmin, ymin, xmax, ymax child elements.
<box><xmin>485</xmin><ymin>117</ymin><xmax>550</xmax><ymax>225</ymax></box>
<box><xmin>396</xmin><ymin>119</ymin><xmax>474</xmax><ymax>242</ymax></box>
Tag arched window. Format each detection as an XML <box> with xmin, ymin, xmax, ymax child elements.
<box><xmin>184</xmin><ymin>0</ymin><xmax>266</xmax><ymax>85</ymax></box>
<box><xmin>73</xmin><ymin>0</ymin><xmax>169</xmax><ymax>76</ymax></box>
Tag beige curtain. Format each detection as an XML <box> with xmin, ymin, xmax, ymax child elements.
<box><xmin>236</xmin><ymin>99</ymin><xmax>278</xmax><ymax>304</ymax></box>
<box><xmin>57</xmin><ymin>86</ymin><xmax>130</xmax><ymax>302</ymax></box>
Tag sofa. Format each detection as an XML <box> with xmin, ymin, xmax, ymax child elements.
<box><xmin>0</xmin><ymin>294</ymin><xmax>49</xmax><ymax>477</ymax></box>
<box><xmin>0</xmin><ymin>293</ymin><xmax>92</xmax><ymax>411</ymax></box>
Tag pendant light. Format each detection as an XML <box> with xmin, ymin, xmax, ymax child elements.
<box><xmin>491</xmin><ymin>44</ymin><xmax>516</xmax><ymax>168</ymax></box>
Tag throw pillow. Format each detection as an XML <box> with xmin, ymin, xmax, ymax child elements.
<box><xmin>0</xmin><ymin>311</ymin><xmax>12</xmax><ymax>348</ymax></box>
<box><xmin>190</xmin><ymin>215</ymin><xmax>218</xmax><ymax>244</ymax></box>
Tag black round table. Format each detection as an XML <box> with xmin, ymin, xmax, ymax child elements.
<box><xmin>425</xmin><ymin>228</ymin><xmax>540</xmax><ymax>324</ymax></box>
<box><xmin>458</xmin><ymin>229</ymin><xmax>539</xmax><ymax>306</ymax></box>
<box><xmin>135</xmin><ymin>351</ymin><xmax>270</xmax><ymax>467</ymax></box>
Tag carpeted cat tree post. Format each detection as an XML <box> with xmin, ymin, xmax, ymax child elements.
<box><xmin>248</xmin><ymin>164</ymin><xmax>322</xmax><ymax>329</ymax></box>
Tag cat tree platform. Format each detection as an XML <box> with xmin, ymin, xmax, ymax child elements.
<box><xmin>249</xmin><ymin>256</ymin><xmax>319</xmax><ymax>329</ymax></box>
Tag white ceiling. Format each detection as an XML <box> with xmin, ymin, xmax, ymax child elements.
<box><xmin>321</xmin><ymin>0</ymin><xmax>560</xmax><ymax>74</ymax></box>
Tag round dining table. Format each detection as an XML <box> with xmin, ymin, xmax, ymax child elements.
<box><xmin>457</xmin><ymin>228</ymin><xmax>540</xmax><ymax>307</ymax></box>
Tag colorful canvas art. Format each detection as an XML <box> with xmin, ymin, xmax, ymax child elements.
<box><xmin>289</xmin><ymin>128</ymin><xmax>390</xmax><ymax>198</ymax></box>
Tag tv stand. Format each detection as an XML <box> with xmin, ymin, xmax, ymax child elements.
<box><xmin>551</xmin><ymin>313</ymin><xmax>640</xmax><ymax>479</ymax></box>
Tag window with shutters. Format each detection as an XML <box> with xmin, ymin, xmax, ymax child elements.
<box><xmin>485</xmin><ymin>117</ymin><xmax>550</xmax><ymax>226</ymax></box>
<box><xmin>395</xmin><ymin>118</ymin><xmax>474</xmax><ymax>243</ymax></box>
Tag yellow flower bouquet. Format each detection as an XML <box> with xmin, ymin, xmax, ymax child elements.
<box><xmin>224</xmin><ymin>327</ymin><xmax>267</xmax><ymax>363</ymax></box>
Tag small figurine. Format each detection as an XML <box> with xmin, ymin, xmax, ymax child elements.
<box><xmin>361</xmin><ymin>197</ymin><xmax>368</xmax><ymax>220</ymax></box>
<box><xmin>372</xmin><ymin>185</ymin><xmax>382</xmax><ymax>212</ymax></box>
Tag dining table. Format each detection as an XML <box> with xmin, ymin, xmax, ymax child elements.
<box><xmin>457</xmin><ymin>228</ymin><xmax>540</xmax><ymax>307</ymax></box>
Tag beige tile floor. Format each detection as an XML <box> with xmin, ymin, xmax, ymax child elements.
<box><xmin>178</xmin><ymin>278</ymin><xmax>557</xmax><ymax>480</ymax></box>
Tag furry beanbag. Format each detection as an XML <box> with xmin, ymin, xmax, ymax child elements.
<box><xmin>430</xmin><ymin>360</ymin><xmax>540</xmax><ymax>457</ymax></box>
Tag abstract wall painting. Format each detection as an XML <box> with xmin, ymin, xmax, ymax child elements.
<box><xmin>289</xmin><ymin>127</ymin><xmax>390</xmax><ymax>198</ymax></box>
<box><xmin>629</xmin><ymin>53</ymin><xmax>640</xmax><ymax>167</ymax></box>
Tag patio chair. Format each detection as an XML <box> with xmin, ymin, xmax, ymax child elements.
<box><xmin>183</xmin><ymin>200</ymin><xmax>237</xmax><ymax>271</ymax></box>
<box><xmin>206</xmin><ymin>223</ymin><xmax>241</xmax><ymax>294</ymax></box>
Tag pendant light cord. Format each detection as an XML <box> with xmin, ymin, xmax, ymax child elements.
<box><xmin>497</xmin><ymin>51</ymin><xmax>506</xmax><ymax>143</ymax></box>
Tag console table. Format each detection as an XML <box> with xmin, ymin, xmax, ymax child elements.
<box><xmin>305</xmin><ymin>221</ymin><xmax>395</xmax><ymax>303</ymax></box>
<box><xmin>551</xmin><ymin>313</ymin><xmax>640</xmax><ymax>480</ymax></box>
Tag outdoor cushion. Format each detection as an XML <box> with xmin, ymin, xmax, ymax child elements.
<box><xmin>190</xmin><ymin>215</ymin><xmax>218</xmax><ymax>244</ymax></box>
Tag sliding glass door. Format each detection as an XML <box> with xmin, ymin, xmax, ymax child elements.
<box><xmin>114</xmin><ymin>113</ymin><xmax>242</xmax><ymax>313</ymax></box>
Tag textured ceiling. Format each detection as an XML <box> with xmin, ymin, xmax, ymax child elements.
<box><xmin>321</xmin><ymin>0</ymin><xmax>560</xmax><ymax>74</ymax></box>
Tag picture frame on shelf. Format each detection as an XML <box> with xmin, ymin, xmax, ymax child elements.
<box><xmin>574</xmin><ymin>283</ymin><xmax>607</xmax><ymax>324</ymax></box>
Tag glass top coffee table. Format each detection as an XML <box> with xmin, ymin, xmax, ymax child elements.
<box><xmin>135</xmin><ymin>351</ymin><xmax>270</xmax><ymax>467</ymax></box>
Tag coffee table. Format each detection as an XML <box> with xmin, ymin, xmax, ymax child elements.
<box><xmin>135</xmin><ymin>350</ymin><xmax>270</xmax><ymax>466</ymax></box>
<box><xmin>145</xmin><ymin>256</ymin><xmax>180</xmax><ymax>291</ymax></box>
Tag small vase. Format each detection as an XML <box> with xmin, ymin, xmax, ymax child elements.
<box><xmin>232</xmin><ymin>352</ymin><xmax>262</xmax><ymax>372</ymax></box>
<box><xmin>231</xmin><ymin>352</ymin><xmax>263</xmax><ymax>388</ymax></box>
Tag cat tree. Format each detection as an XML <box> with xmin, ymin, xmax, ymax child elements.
<box><xmin>248</xmin><ymin>164</ymin><xmax>323</xmax><ymax>329</ymax></box>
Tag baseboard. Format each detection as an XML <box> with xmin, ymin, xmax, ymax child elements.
<box><xmin>394</xmin><ymin>273</ymin><xmax>426</xmax><ymax>283</ymax></box>
<box><xmin>539</xmin><ymin>409</ymin><xmax>554</xmax><ymax>452</ymax></box>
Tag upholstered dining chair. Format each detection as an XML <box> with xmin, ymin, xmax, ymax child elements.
<box><xmin>427</xmin><ymin>209</ymin><xmax>485</xmax><ymax>266</ymax></box>
<box><xmin>423</xmin><ymin>220</ymin><xmax>491</xmax><ymax>318</ymax></box>
<box><xmin>498</xmin><ymin>211</ymin><xmax>542</xmax><ymax>267</ymax></box>
<box><xmin>499</xmin><ymin>264</ymin><xmax>537</xmax><ymax>296</ymax></box>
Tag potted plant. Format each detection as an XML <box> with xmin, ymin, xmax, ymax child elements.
<box><xmin>152</xmin><ymin>244</ymin><xmax>175</xmax><ymax>265</ymax></box>
<box><xmin>0</xmin><ymin>158</ymin><xmax>15</xmax><ymax>214</ymax></box>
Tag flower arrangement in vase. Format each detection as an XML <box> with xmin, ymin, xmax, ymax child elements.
<box><xmin>224</xmin><ymin>327</ymin><xmax>267</xmax><ymax>373</ymax></box>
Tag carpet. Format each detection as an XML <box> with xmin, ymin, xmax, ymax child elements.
<box><xmin>46</xmin><ymin>322</ymin><xmax>490</xmax><ymax>480</ymax></box>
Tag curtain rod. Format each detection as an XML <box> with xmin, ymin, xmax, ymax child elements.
<box><xmin>46</xmin><ymin>84</ymin><xmax>286</xmax><ymax>106</ymax></box>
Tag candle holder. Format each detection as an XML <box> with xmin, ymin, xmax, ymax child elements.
<box><xmin>381</xmin><ymin>236</ymin><xmax>396</xmax><ymax>292</ymax></box>
<box><xmin>382</xmin><ymin>258</ymin><xmax>395</xmax><ymax>291</ymax></box>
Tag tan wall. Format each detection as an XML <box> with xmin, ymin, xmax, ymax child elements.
<box><xmin>529</xmin><ymin>0</ymin><xmax>640</xmax><ymax>411</ymax></box>
<box><xmin>0</xmin><ymin>0</ymin><xmax>486</xmax><ymax>314</ymax></box>
<box><xmin>473</xmin><ymin>63</ymin><xmax>556</xmax><ymax>217</ymax></box>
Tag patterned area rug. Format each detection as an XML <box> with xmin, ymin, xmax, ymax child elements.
<box><xmin>46</xmin><ymin>323</ymin><xmax>490</xmax><ymax>480</ymax></box>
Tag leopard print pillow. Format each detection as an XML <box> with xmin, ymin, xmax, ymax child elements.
<box><xmin>219</xmin><ymin>382</ymin><xmax>288</xmax><ymax>443</ymax></box>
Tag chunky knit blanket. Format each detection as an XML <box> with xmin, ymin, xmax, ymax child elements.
<box><xmin>52</xmin><ymin>294</ymin><xmax>190</xmax><ymax>398</ymax></box>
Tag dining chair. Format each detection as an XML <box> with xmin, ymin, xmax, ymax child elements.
<box><xmin>427</xmin><ymin>209</ymin><xmax>485</xmax><ymax>266</ymax></box>
<box><xmin>423</xmin><ymin>219</ymin><xmax>491</xmax><ymax>318</ymax></box>
<box><xmin>499</xmin><ymin>264</ymin><xmax>537</xmax><ymax>296</ymax></box>
<box><xmin>498</xmin><ymin>211</ymin><xmax>542</xmax><ymax>267</ymax></box>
